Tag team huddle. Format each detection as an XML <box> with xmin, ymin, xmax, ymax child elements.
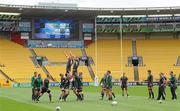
<box><xmin>31</xmin><ymin>52</ymin><xmax>177</xmax><ymax>103</ymax></box>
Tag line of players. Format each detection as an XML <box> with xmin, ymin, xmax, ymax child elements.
<box><xmin>31</xmin><ymin>51</ymin><xmax>177</xmax><ymax>102</ymax></box>
<box><xmin>146</xmin><ymin>70</ymin><xmax>177</xmax><ymax>101</ymax></box>
<box><xmin>31</xmin><ymin>51</ymin><xmax>83</xmax><ymax>102</ymax></box>
<box><xmin>99</xmin><ymin>70</ymin><xmax>177</xmax><ymax>101</ymax></box>
<box><xmin>31</xmin><ymin>70</ymin><xmax>177</xmax><ymax>103</ymax></box>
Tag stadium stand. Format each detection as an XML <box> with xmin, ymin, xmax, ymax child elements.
<box><xmin>137</xmin><ymin>39</ymin><xmax>180</xmax><ymax>81</ymax></box>
<box><xmin>86</xmin><ymin>39</ymin><xmax>134</xmax><ymax>81</ymax></box>
<box><xmin>0</xmin><ymin>38</ymin><xmax>44</xmax><ymax>82</ymax></box>
<box><xmin>1</xmin><ymin>37</ymin><xmax>180</xmax><ymax>82</ymax></box>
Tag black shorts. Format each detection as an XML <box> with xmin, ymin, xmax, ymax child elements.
<box><xmin>148</xmin><ymin>83</ymin><xmax>153</xmax><ymax>87</ymax></box>
<box><xmin>121</xmin><ymin>85</ymin><xmax>127</xmax><ymax>89</ymax></box>
<box><xmin>61</xmin><ymin>86</ymin><xmax>69</xmax><ymax>90</ymax></box>
<box><xmin>71</xmin><ymin>81</ymin><xmax>76</xmax><ymax>89</ymax></box>
<box><xmin>64</xmin><ymin>86</ymin><xmax>69</xmax><ymax>89</ymax></box>
<box><xmin>66</xmin><ymin>67</ymin><xmax>71</xmax><ymax>72</ymax></box>
<box><xmin>73</xmin><ymin>68</ymin><xmax>77</xmax><ymax>72</ymax></box>
<box><xmin>41</xmin><ymin>87</ymin><xmax>51</xmax><ymax>94</ymax></box>
<box><xmin>77</xmin><ymin>87</ymin><xmax>83</xmax><ymax>92</ymax></box>
<box><xmin>34</xmin><ymin>87</ymin><xmax>41</xmax><ymax>92</ymax></box>
<box><xmin>60</xmin><ymin>84</ymin><xmax>64</xmax><ymax>89</ymax></box>
<box><xmin>102</xmin><ymin>86</ymin><xmax>106</xmax><ymax>90</ymax></box>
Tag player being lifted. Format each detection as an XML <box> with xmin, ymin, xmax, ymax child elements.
<box><xmin>64</xmin><ymin>51</ymin><xmax>82</xmax><ymax>98</ymax></box>
<box><xmin>146</xmin><ymin>70</ymin><xmax>154</xmax><ymax>99</ymax></box>
<box><xmin>120</xmin><ymin>72</ymin><xmax>129</xmax><ymax>97</ymax></box>
<box><xmin>72</xmin><ymin>57</ymin><xmax>80</xmax><ymax>75</ymax></box>
<box><xmin>36</xmin><ymin>75</ymin><xmax>52</xmax><ymax>102</ymax></box>
<box><xmin>64</xmin><ymin>51</ymin><xmax>74</xmax><ymax>73</ymax></box>
<box><xmin>64</xmin><ymin>51</ymin><xmax>80</xmax><ymax>75</ymax></box>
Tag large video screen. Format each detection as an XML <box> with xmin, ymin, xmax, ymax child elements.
<box><xmin>34</xmin><ymin>19</ymin><xmax>77</xmax><ymax>39</ymax></box>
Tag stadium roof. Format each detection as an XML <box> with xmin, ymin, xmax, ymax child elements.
<box><xmin>0</xmin><ymin>3</ymin><xmax>180</xmax><ymax>19</ymax></box>
<box><xmin>1</xmin><ymin>0</ymin><xmax>180</xmax><ymax>8</ymax></box>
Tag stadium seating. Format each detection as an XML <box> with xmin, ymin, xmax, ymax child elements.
<box><xmin>0</xmin><ymin>72</ymin><xmax>6</xmax><ymax>83</ymax></box>
<box><xmin>137</xmin><ymin>39</ymin><xmax>180</xmax><ymax>80</ymax></box>
<box><xmin>0</xmin><ymin>39</ymin><xmax>44</xmax><ymax>82</ymax></box>
<box><xmin>86</xmin><ymin>39</ymin><xmax>134</xmax><ymax>81</ymax></box>
<box><xmin>1</xmin><ymin>38</ymin><xmax>180</xmax><ymax>82</ymax></box>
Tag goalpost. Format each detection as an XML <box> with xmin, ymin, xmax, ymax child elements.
<box><xmin>94</xmin><ymin>15</ymin><xmax>123</xmax><ymax>85</ymax></box>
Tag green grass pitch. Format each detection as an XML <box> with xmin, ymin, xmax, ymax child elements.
<box><xmin>0</xmin><ymin>86</ymin><xmax>180</xmax><ymax>111</ymax></box>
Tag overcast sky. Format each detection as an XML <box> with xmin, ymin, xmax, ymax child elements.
<box><xmin>1</xmin><ymin>0</ymin><xmax>180</xmax><ymax>8</ymax></box>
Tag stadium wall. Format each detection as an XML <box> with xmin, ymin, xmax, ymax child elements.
<box><xmin>10</xmin><ymin>32</ymin><xmax>27</xmax><ymax>46</ymax></box>
<box><xmin>96</xmin><ymin>32</ymin><xmax>179</xmax><ymax>40</ymax></box>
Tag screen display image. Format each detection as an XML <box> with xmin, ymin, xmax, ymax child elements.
<box><xmin>34</xmin><ymin>19</ymin><xmax>75</xmax><ymax>39</ymax></box>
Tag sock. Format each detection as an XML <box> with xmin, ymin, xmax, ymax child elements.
<box><xmin>152</xmin><ymin>92</ymin><xmax>154</xmax><ymax>98</ymax></box>
<box><xmin>32</xmin><ymin>94</ymin><xmax>34</xmax><ymax>101</ymax></box>
<box><xmin>112</xmin><ymin>92</ymin><xmax>116</xmax><ymax>98</ymax></box>
<box><xmin>59</xmin><ymin>96</ymin><xmax>62</xmax><ymax>100</ymax></box>
<box><xmin>75</xmin><ymin>94</ymin><xmax>79</xmax><ymax>100</ymax></box>
<box><xmin>109</xmin><ymin>97</ymin><xmax>113</xmax><ymax>101</ymax></box>
<box><xmin>49</xmin><ymin>94</ymin><xmax>52</xmax><ymax>102</ymax></box>
<box><xmin>80</xmin><ymin>93</ymin><xmax>84</xmax><ymax>101</ymax></box>
<box><xmin>78</xmin><ymin>94</ymin><xmax>82</xmax><ymax>100</ymax></box>
<box><xmin>101</xmin><ymin>92</ymin><xmax>104</xmax><ymax>99</ymax></box>
<box><xmin>149</xmin><ymin>92</ymin><xmax>151</xmax><ymax>98</ymax></box>
<box><xmin>81</xmin><ymin>94</ymin><xmax>84</xmax><ymax>100</ymax></box>
<box><xmin>36</xmin><ymin>95</ymin><xmax>41</xmax><ymax>101</ymax></box>
<box><xmin>64</xmin><ymin>94</ymin><xmax>69</xmax><ymax>101</ymax></box>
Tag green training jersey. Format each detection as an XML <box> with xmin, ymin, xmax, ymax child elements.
<box><xmin>105</xmin><ymin>75</ymin><xmax>112</xmax><ymax>88</ymax></box>
<box><xmin>31</xmin><ymin>76</ymin><xmax>36</xmax><ymax>87</ymax></box>
<box><xmin>37</xmin><ymin>78</ymin><xmax>43</xmax><ymax>88</ymax></box>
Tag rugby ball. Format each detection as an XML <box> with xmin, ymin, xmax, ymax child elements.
<box><xmin>56</xmin><ymin>106</ymin><xmax>61</xmax><ymax>111</ymax></box>
<box><xmin>111</xmin><ymin>101</ymin><xmax>118</xmax><ymax>106</ymax></box>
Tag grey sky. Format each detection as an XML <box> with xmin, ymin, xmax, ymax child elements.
<box><xmin>0</xmin><ymin>0</ymin><xmax>180</xmax><ymax>8</ymax></box>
